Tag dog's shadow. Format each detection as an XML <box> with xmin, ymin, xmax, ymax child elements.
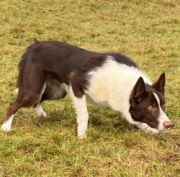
<box><xmin>33</xmin><ymin>105</ymin><xmax>134</xmax><ymax>136</ymax></box>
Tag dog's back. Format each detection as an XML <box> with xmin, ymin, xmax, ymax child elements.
<box><xmin>18</xmin><ymin>40</ymin><xmax>98</xmax><ymax>85</ymax></box>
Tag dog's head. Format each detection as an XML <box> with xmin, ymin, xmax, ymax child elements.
<box><xmin>129</xmin><ymin>73</ymin><xmax>173</xmax><ymax>133</ymax></box>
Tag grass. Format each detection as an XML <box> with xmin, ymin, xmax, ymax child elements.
<box><xmin>0</xmin><ymin>0</ymin><xmax>180</xmax><ymax>176</ymax></box>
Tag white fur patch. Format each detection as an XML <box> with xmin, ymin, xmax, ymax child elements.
<box><xmin>135</xmin><ymin>123</ymin><xmax>159</xmax><ymax>134</ymax></box>
<box><xmin>34</xmin><ymin>83</ymin><xmax>47</xmax><ymax>117</ymax></box>
<box><xmin>70</xmin><ymin>87</ymin><xmax>89</xmax><ymax>138</ymax></box>
<box><xmin>15</xmin><ymin>88</ymin><xmax>19</xmax><ymax>93</ymax></box>
<box><xmin>61</xmin><ymin>83</ymin><xmax>70</xmax><ymax>93</ymax></box>
<box><xmin>86</xmin><ymin>57</ymin><xmax>152</xmax><ymax>125</ymax></box>
<box><xmin>35</xmin><ymin>104</ymin><xmax>47</xmax><ymax>117</ymax></box>
<box><xmin>1</xmin><ymin>115</ymin><xmax>14</xmax><ymax>131</ymax></box>
<box><xmin>153</xmin><ymin>93</ymin><xmax>170</xmax><ymax>130</ymax></box>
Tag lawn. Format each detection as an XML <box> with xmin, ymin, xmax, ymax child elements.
<box><xmin>0</xmin><ymin>0</ymin><xmax>180</xmax><ymax>176</ymax></box>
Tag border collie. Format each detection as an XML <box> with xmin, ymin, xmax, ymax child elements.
<box><xmin>1</xmin><ymin>40</ymin><xmax>173</xmax><ymax>138</ymax></box>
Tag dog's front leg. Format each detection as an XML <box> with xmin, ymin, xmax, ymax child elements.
<box><xmin>71</xmin><ymin>94</ymin><xmax>89</xmax><ymax>138</ymax></box>
<box><xmin>135</xmin><ymin>123</ymin><xmax>159</xmax><ymax>134</ymax></box>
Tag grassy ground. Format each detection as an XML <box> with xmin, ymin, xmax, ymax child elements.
<box><xmin>0</xmin><ymin>0</ymin><xmax>180</xmax><ymax>176</ymax></box>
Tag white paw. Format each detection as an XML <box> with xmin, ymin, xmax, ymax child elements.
<box><xmin>77</xmin><ymin>129</ymin><xmax>87</xmax><ymax>139</ymax></box>
<box><xmin>41</xmin><ymin>111</ymin><xmax>47</xmax><ymax>117</ymax></box>
<box><xmin>78</xmin><ymin>133</ymin><xmax>87</xmax><ymax>139</ymax></box>
<box><xmin>15</xmin><ymin>88</ymin><xmax>19</xmax><ymax>93</ymax></box>
<box><xmin>145</xmin><ymin>127</ymin><xmax>159</xmax><ymax>134</ymax></box>
<box><xmin>35</xmin><ymin>105</ymin><xmax>47</xmax><ymax>117</ymax></box>
<box><xmin>1</xmin><ymin>115</ymin><xmax>14</xmax><ymax>132</ymax></box>
<box><xmin>1</xmin><ymin>123</ymin><xmax>11</xmax><ymax>131</ymax></box>
<box><xmin>136</xmin><ymin>123</ymin><xmax>159</xmax><ymax>134</ymax></box>
<box><xmin>37</xmin><ymin>111</ymin><xmax>47</xmax><ymax>117</ymax></box>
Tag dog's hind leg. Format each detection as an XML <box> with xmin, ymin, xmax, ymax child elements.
<box><xmin>1</xmin><ymin>102</ymin><xmax>22</xmax><ymax>131</ymax></box>
<box><xmin>35</xmin><ymin>80</ymin><xmax>68</xmax><ymax>117</ymax></box>
<box><xmin>34</xmin><ymin>104</ymin><xmax>47</xmax><ymax>117</ymax></box>
<box><xmin>15</xmin><ymin>85</ymin><xmax>47</xmax><ymax>117</ymax></box>
<box><xmin>34</xmin><ymin>83</ymin><xmax>47</xmax><ymax>117</ymax></box>
<box><xmin>1</xmin><ymin>93</ymin><xmax>45</xmax><ymax>131</ymax></box>
<box><xmin>1</xmin><ymin>92</ymin><xmax>42</xmax><ymax>131</ymax></box>
<box><xmin>1</xmin><ymin>67</ymin><xmax>46</xmax><ymax>131</ymax></box>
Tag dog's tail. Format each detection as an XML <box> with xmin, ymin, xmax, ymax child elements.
<box><xmin>33</xmin><ymin>38</ymin><xmax>40</xmax><ymax>44</ymax></box>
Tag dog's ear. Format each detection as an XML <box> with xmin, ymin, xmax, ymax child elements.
<box><xmin>130</xmin><ymin>77</ymin><xmax>147</xmax><ymax>106</ymax></box>
<box><xmin>153</xmin><ymin>73</ymin><xmax>165</xmax><ymax>95</ymax></box>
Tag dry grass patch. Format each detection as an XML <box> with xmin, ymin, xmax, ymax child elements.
<box><xmin>0</xmin><ymin>0</ymin><xmax>180</xmax><ymax>176</ymax></box>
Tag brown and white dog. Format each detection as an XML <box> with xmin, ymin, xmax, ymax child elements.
<box><xmin>1</xmin><ymin>40</ymin><xmax>173</xmax><ymax>138</ymax></box>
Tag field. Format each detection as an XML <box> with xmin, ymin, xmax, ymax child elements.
<box><xmin>0</xmin><ymin>0</ymin><xmax>180</xmax><ymax>176</ymax></box>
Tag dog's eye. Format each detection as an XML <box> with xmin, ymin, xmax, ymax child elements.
<box><xmin>147</xmin><ymin>105</ymin><xmax>158</xmax><ymax>111</ymax></box>
<box><xmin>147</xmin><ymin>105</ymin><xmax>153</xmax><ymax>110</ymax></box>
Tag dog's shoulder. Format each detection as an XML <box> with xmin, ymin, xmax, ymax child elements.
<box><xmin>105</xmin><ymin>52</ymin><xmax>138</xmax><ymax>68</ymax></box>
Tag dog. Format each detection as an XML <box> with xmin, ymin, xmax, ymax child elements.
<box><xmin>1</xmin><ymin>40</ymin><xmax>173</xmax><ymax>138</ymax></box>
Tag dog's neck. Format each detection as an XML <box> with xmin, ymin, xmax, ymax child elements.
<box><xmin>86</xmin><ymin>59</ymin><xmax>152</xmax><ymax>124</ymax></box>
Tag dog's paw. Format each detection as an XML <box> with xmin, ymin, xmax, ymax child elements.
<box><xmin>37</xmin><ymin>111</ymin><xmax>47</xmax><ymax>117</ymax></box>
<box><xmin>35</xmin><ymin>105</ymin><xmax>47</xmax><ymax>117</ymax></box>
<box><xmin>144</xmin><ymin>127</ymin><xmax>159</xmax><ymax>134</ymax></box>
<box><xmin>41</xmin><ymin>111</ymin><xmax>47</xmax><ymax>117</ymax></box>
<box><xmin>134</xmin><ymin>123</ymin><xmax>159</xmax><ymax>134</ymax></box>
<box><xmin>77</xmin><ymin>130</ymin><xmax>87</xmax><ymax>139</ymax></box>
<box><xmin>1</xmin><ymin>123</ymin><xmax>11</xmax><ymax>132</ymax></box>
<box><xmin>37</xmin><ymin>110</ymin><xmax>47</xmax><ymax>117</ymax></box>
<box><xmin>77</xmin><ymin>126</ymin><xmax>87</xmax><ymax>139</ymax></box>
<box><xmin>15</xmin><ymin>88</ymin><xmax>19</xmax><ymax>93</ymax></box>
<box><xmin>78</xmin><ymin>134</ymin><xmax>87</xmax><ymax>139</ymax></box>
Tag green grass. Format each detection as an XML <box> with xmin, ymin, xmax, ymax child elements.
<box><xmin>0</xmin><ymin>0</ymin><xmax>180</xmax><ymax>176</ymax></box>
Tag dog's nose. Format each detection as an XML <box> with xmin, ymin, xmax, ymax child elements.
<box><xmin>163</xmin><ymin>121</ymin><xmax>173</xmax><ymax>129</ymax></box>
